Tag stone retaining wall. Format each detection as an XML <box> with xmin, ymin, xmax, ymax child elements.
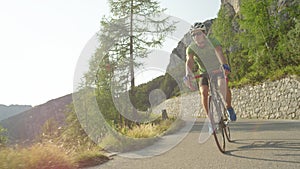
<box><xmin>154</xmin><ymin>76</ymin><xmax>300</xmax><ymax>120</ymax></box>
<box><xmin>232</xmin><ymin>76</ymin><xmax>300</xmax><ymax>120</ymax></box>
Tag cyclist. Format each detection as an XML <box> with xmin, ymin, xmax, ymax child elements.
<box><xmin>184</xmin><ymin>22</ymin><xmax>237</xmax><ymax>122</ymax></box>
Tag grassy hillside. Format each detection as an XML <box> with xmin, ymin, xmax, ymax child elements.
<box><xmin>0</xmin><ymin>94</ymin><xmax>72</xmax><ymax>145</ymax></box>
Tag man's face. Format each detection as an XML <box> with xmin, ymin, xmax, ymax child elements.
<box><xmin>192</xmin><ymin>30</ymin><xmax>206</xmax><ymax>48</ymax></box>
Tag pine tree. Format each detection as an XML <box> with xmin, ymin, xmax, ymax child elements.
<box><xmin>238</xmin><ymin>0</ymin><xmax>278</xmax><ymax>80</ymax></box>
<box><xmin>104</xmin><ymin>0</ymin><xmax>175</xmax><ymax>88</ymax></box>
<box><xmin>86</xmin><ymin>0</ymin><xmax>175</xmax><ymax>126</ymax></box>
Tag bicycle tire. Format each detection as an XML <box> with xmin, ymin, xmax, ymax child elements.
<box><xmin>221</xmin><ymin>105</ymin><xmax>232</xmax><ymax>142</ymax></box>
<box><xmin>224</xmin><ymin>125</ymin><xmax>231</xmax><ymax>142</ymax></box>
<box><xmin>208</xmin><ymin>96</ymin><xmax>225</xmax><ymax>153</ymax></box>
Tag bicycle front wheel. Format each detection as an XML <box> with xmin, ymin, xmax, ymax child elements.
<box><xmin>222</xmin><ymin>107</ymin><xmax>232</xmax><ymax>142</ymax></box>
<box><xmin>208</xmin><ymin>96</ymin><xmax>225</xmax><ymax>153</ymax></box>
<box><xmin>224</xmin><ymin>125</ymin><xmax>231</xmax><ymax>142</ymax></box>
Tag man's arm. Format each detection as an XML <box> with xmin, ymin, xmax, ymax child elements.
<box><xmin>215</xmin><ymin>45</ymin><xmax>228</xmax><ymax>65</ymax></box>
<box><xmin>184</xmin><ymin>52</ymin><xmax>197</xmax><ymax>91</ymax></box>
<box><xmin>185</xmin><ymin>53</ymin><xmax>194</xmax><ymax>76</ymax></box>
<box><xmin>215</xmin><ymin>45</ymin><xmax>231</xmax><ymax>74</ymax></box>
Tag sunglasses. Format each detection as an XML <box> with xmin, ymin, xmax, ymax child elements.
<box><xmin>192</xmin><ymin>32</ymin><xmax>204</xmax><ymax>37</ymax></box>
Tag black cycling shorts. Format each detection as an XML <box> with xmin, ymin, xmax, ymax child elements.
<box><xmin>198</xmin><ymin>73</ymin><xmax>209</xmax><ymax>86</ymax></box>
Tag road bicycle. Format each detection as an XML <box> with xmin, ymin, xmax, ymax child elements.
<box><xmin>204</xmin><ymin>69</ymin><xmax>232</xmax><ymax>153</ymax></box>
<box><xmin>184</xmin><ymin>68</ymin><xmax>232</xmax><ymax>153</ymax></box>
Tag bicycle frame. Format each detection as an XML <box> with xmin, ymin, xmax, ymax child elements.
<box><xmin>196</xmin><ymin>69</ymin><xmax>232</xmax><ymax>153</ymax></box>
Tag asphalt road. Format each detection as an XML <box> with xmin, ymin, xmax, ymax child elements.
<box><xmin>88</xmin><ymin>119</ymin><xmax>300</xmax><ymax>169</ymax></box>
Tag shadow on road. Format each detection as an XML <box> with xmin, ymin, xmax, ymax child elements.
<box><xmin>224</xmin><ymin>120</ymin><xmax>300</xmax><ymax>164</ymax></box>
<box><xmin>229</xmin><ymin>120</ymin><xmax>300</xmax><ymax>132</ymax></box>
<box><xmin>225</xmin><ymin>138</ymin><xmax>300</xmax><ymax>164</ymax></box>
<box><xmin>191</xmin><ymin>119</ymin><xmax>300</xmax><ymax>164</ymax></box>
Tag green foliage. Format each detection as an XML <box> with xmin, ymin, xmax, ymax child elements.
<box><xmin>40</xmin><ymin>118</ymin><xmax>60</xmax><ymax>140</ymax></box>
<box><xmin>238</xmin><ymin>0</ymin><xmax>277</xmax><ymax>72</ymax></box>
<box><xmin>267</xmin><ymin>65</ymin><xmax>300</xmax><ymax>81</ymax></box>
<box><xmin>277</xmin><ymin>18</ymin><xmax>300</xmax><ymax>66</ymax></box>
<box><xmin>131</xmin><ymin>75</ymin><xmax>165</xmax><ymax>111</ymax></box>
<box><xmin>82</xmin><ymin>0</ymin><xmax>176</xmax><ymax>128</ymax></box>
<box><xmin>0</xmin><ymin>125</ymin><xmax>7</xmax><ymax>147</ymax></box>
<box><xmin>211</xmin><ymin>0</ymin><xmax>299</xmax><ymax>88</ymax></box>
<box><xmin>127</xmin><ymin>72</ymin><xmax>182</xmax><ymax>111</ymax></box>
<box><xmin>212</xmin><ymin>3</ymin><xmax>236</xmax><ymax>50</ymax></box>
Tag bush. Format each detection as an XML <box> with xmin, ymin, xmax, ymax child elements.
<box><xmin>73</xmin><ymin>148</ymin><xmax>109</xmax><ymax>168</ymax></box>
<box><xmin>99</xmin><ymin>117</ymin><xmax>185</xmax><ymax>152</ymax></box>
<box><xmin>0</xmin><ymin>125</ymin><xmax>7</xmax><ymax>147</ymax></box>
<box><xmin>0</xmin><ymin>143</ymin><xmax>76</xmax><ymax>169</ymax></box>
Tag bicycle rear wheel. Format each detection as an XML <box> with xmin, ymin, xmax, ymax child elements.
<box><xmin>209</xmin><ymin>96</ymin><xmax>225</xmax><ymax>153</ymax></box>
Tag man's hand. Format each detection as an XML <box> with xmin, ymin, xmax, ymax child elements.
<box><xmin>183</xmin><ymin>75</ymin><xmax>197</xmax><ymax>91</ymax></box>
<box><xmin>222</xmin><ymin>64</ymin><xmax>231</xmax><ymax>76</ymax></box>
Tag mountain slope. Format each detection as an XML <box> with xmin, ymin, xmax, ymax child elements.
<box><xmin>0</xmin><ymin>94</ymin><xmax>73</xmax><ymax>145</ymax></box>
<box><xmin>0</xmin><ymin>104</ymin><xmax>32</xmax><ymax>121</ymax></box>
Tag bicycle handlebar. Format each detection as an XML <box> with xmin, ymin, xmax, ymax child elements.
<box><xmin>193</xmin><ymin>69</ymin><xmax>224</xmax><ymax>79</ymax></box>
<box><xmin>184</xmin><ymin>68</ymin><xmax>228</xmax><ymax>91</ymax></box>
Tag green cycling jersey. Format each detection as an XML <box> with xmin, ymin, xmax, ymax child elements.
<box><xmin>186</xmin><ymin>36</ymin><xmax>221</xmax><ymax>74</ymax></box>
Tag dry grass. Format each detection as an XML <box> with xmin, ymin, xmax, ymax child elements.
<box><xmin>0</xmin><ymin>143</ymin><xmax>108</xmax><ymax>169</ymax></box>
<box><xmin>0</xmin><ymin>118</ymin><xmax>185</xmax><ymax>168</ymax></box>
<box><xmin>72</xmin><ymin>148</ymin><xmax>109</xmax><ymax>168</ymax></box>
<box><xmin>125</xmin><ymin>123</ymin><xmax>159</xmax><ymax>138</ymax></box>
<box><xmin>99</xmin><ymin>117</ymin><xmax>185</xmax><ymax>152</ymax></box>
<box><xmin>125</xmin><ymin>118</ymin><xmax>185</xmax><ymax>138</ymax></box>
<box><xmin>0</xmin><ymin>143</ymin><xmax>76</xmax><ymax>169</ymax></box>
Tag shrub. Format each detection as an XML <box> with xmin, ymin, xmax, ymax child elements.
<box><xmin>73</xmin><ymin>148</ymin><xmax>109</xmax><ymax>168</ymax></box>
<box><xmin>0</xmin><ymin>143</ymin><xmax>76</xmax><ymax>169</ymax></box>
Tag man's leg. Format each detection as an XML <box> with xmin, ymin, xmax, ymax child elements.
<box><xmin>218</xmin><ymin>77</ymin><xmax>237</xmax><ymax>121</ymax></box>
<box><xmin>199</xmin><ymin>81</ymin><xmax>213</xmax><ymax>134</ymax></box>
<box><xmin>199</xmin><ymin>85</ymin><xmax>209</xmax><ymax>115</ymax></box>
<box><xmin>226</xmin><ymin>87</ymin><xmax>232</xmax><ymax>108</ymax></box>
<box><xmin>226</xmin><ymin>87</ymin><xmax>237</xmax><ymax>121</ymax></box>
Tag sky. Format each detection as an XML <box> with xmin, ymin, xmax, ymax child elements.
<box><xmin>0</xmin><ymin>0</ymin><xmax>221</xmax><ymax>106</ymax></box>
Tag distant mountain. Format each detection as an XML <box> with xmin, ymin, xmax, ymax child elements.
<box><xmin>0</xmin><ymin>104</ymin><xmax>32</xmax><ymax>121</ymax></box>
<box><xmin>0</xmin><ymin>94</ymin><xmax>73</xmax><ymax>145</ymax></box>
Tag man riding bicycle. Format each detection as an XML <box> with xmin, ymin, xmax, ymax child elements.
<box><xmin>184</xmin><ymin>22</ymin><xmax>237</xmax><ymax>122</ymax></box>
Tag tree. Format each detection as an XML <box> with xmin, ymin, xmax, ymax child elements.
<box><xmin>237</xmin><ymin>0</ymin><xmax>278</xmax><ymax>80</ymax></box>
<box><xmin>0</xmin><ymin>125</ymin><xmax>7</xmax><ymax>146</ymax></box>
<box><xmin>212</xmin><ymin>3</ymin><xmax>245</xmax><ymax>80</ymax></box>
<box><xmin>212</xmin><ymin>3</ymin><xmax>236</xmax><ymax>51</ymax></box>
<box><xmin>104</xmin><ymin>0</ymin><xmax>175</xmax><ymax>89</ymax></box>
<box><xmin>88</xmin><ymin>0</ymin><xmax>175</xmax><ymax>125</ymax></box>
<box><xmin>40</xmin><ymin>118</ymin><xmax>60</xmax><ymax>140</ymax></box>
<box><xmin>277</xmin><ymin>18</ymin><xmax>300</xmax><ymax>67</ymax></box>
<box><xmin>276</xmin><ymin>0</ymin><xmax>300</xmax><ymax>67</ymax></box>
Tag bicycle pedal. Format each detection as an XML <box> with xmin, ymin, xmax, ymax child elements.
<box><xmin>219</xmin><ymin>121</ymin><xmax>226</xmax><ymax>128</ymax></box>
<box><xmin>224</xmin><ymin>121</ymin><xmax>229</xmax><ymax>125</ymax></box>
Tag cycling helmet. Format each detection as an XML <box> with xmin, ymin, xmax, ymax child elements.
<box><xmin>190</xmin><ymin>22</ymin><xmax>206</xmax><ymax>33</ymax></box>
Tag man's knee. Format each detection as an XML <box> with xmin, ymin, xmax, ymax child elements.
<box><xmin>200</xmin><ymin>85</ymin><xmax>209</xmax><ymax>98</ymax></box>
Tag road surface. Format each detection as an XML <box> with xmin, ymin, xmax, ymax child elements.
<box><xmin>87</xmin><ymin>119</ymin><xmax>300</xmax><ymax>169</ymax></box>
